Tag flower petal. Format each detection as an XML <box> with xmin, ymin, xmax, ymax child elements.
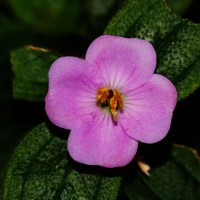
<box><xmin>45</xmin><ymin>57</ymin><xmax>103</xmax><ymax>129</ymax></box>
<box><xmin>68</xmin><ymin>111</ymin><xmax>138</xmax><ymax>168</ymax></box>
<box><xmin>119</xmin><ymin>74</ymin><xmax>177</xmax><ymax>143</ymax></box>
<box><xmin>86</xmin><ymin>35</ymin><xmax>156</xmax><ymax>91</ymax></box>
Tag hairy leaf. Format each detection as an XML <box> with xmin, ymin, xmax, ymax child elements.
<box><xmin>11</xmin><ymin>46</ymin><xmax>59</xmax><ymax>101</ymax></box>
<box><xmin>3</xmin><ymin>124</ymin><xmax>121</xmax><ymax>200</ymax></box>
<box><xmin>105</xmin><ymin>0</ymin><xmax>200</xmax><ymax>100</ymax></box>
<box><xmin>125</xmin><ymin>145</ymin><xmax>200</xmax><ymax>200</ymax></box>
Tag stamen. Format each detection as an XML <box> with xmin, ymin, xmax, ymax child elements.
<box><xmin>113</xmin><ymin>89</ymin><xmax>123</xmax><ymax>109</ymax></box>
<box><xmin>109</xmin><ymin>97</ymin><xmax>118</xmax><ymax>121</ymax></box>
<box><xmin>97</xmin><ymin>87</ymin><xmax>109</xmax><ymax>103</ymax></box>
<box><xmin>97</xmin><ymin>87</ymin><xmax>123</xmax><ymax>121</ymax></box>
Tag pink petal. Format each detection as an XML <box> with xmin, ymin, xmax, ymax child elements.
<box><xmin>45</xmin><ymin>57</ymin><xmax>103</xmax><ymax>129</ymax></box>
<box><xmin>67</xmin><ymin>111</ymin><xmax>138</xmax><ymax>168</ymax></box>
<box><xmin>119</xmin><ymin>74</ymin><xmax>177</xmax><ymax>143</ymax></box>
<box><xmin>86</xmin><ymin>35</ymin><xmax>156</xmax><ymax>91</ymax></box>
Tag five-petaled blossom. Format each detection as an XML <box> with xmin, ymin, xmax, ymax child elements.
<box><xmin>45</xmin><ymin>35</ymin><xmax>177</xmax><ymax>168</ymax></box>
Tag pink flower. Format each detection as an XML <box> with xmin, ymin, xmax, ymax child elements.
<box><xmin>45</xmin><ymin>35</ymin><xmax>177</xmax><ymax>168</ymax></box>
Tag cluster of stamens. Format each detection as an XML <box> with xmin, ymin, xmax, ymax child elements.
<box><xmin>97</xmin><ymin>87</ymin><xmax>123</xmax><ymax>121</ymax></box>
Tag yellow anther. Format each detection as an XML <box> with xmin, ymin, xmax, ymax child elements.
<box><xmin>109</xmin><ymin>97</ymin><xmax>118</xmax><ymax>121</ymax></box>
<box><xmin>97</xmin><ymin>87</ymin><xmax>109</xmax><ymax>103</ymax></box>
<box><xmin>113</xmin><ymin>89</ymin><xmax>123</xmax><ymax>109</ymax></box>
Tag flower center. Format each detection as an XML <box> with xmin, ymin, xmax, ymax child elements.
<box><xmin>97</xmin><ymin>87</ymin><xmax>123</xmax><ymax>121</ymax></box>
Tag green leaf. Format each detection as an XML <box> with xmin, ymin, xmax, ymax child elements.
<box><xmin>104</xmin><ymin>0</ymin><xmax>200</xmax><ymax>101</ymax></box>
<box><xmin>124</xmin><ymin>144</ymin><xmax>200</xmax><ymax>200</ymax></box>
<box><xmin>11</xmin><ymin>46</ymin><xmax>59</xmax><ymax>101</ymax></box>
<box><xmin>3</xmin><ymin>124</ymin><xmax>121</xmax><ymax>200</ymax></box>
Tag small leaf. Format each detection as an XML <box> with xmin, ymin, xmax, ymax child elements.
<box><xmin>105</xmin><ymin>0</ymin><xmax>200</xmax><ymax>101</ymax></box>
<box><xmin>124</xmin><ymin>144</ymin><xmax>200</xmax><ymax>200</ymax></box>
<box><xmin>11</xmin><ymin>46</ymin><xmax>59</xmax><ymax>101</ymax></box>
<box><xmin>3</xmin><ymin>124</ymin><xmax>121</xmax><ymax>200</ymax></box>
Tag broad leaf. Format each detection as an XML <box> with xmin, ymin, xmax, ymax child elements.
<box><xmin>3</xmin><ymin>124</ymin><xmax>121</xmax><ymax>200</ymax></box>
<box><xmin>11</xmin><ymin>46</ymin><xmax>59</xmax><ymax>101</ymax></box>
<box><xmin>124</xmin><ymin>144</ymin><xmax>200</xmax><ymax>200</ymax></box>
<box><xmin>105</xmin><ymin>0</ymin><xmax>200</xmax><ymax>101</ymax></box>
